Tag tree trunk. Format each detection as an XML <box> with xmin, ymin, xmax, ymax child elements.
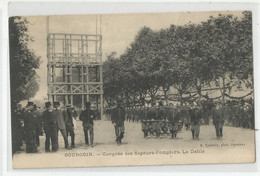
<box><xmin>163</xmin><ymin>87</ymin><xmax>169</xmax><ymax>105</ymax></box>
<box><xmin>222</xmin><ymin>77</ymin><xmax>225</xmax><ymax>105</ymax></box>
<box><xmin>151</xmin><ymin>95</ymin><xmax>154</xmax><ymax>107</ymax></box>
<box><xmin>179</xmin><ymin>92</ymin><xmax>183</xmax><ymax>106</ymax></box>
<box><xmin>133</xmin><ymin>94</ymin><xmax>136</xmax><ymax>108</ymax></box>
<box><xmin>196</xmin><ymin>78</ymin><xmax>202</xmax><ymax>107</ymax></box>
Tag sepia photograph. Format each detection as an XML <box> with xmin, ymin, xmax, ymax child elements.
<box><xmin>9</xmin><ymin>11</ymin><xmax>255</xmax><ymax>168</ymax></box>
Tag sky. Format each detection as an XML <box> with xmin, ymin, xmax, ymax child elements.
<box><xmin>24</xmin><ymin>11</ymin><xmax>243</xmax><ymax>101</ymax></box>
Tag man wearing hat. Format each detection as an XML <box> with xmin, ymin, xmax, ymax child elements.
<box><xmin>154</xmin><ymin>101</ymin><xmax>165</xmax><ymax>138</ymax></box>
<box><xmin>42</xmin><ymin>102</ymin><xmax>55</xmax><ymax>152</ymax></box>
<box><xmin>140</xmin><ymin>106</ymin><xmax>150</xmax><ymax>138</ymax></box>
<box><xmin>66</xmin><ymin>104</ymin><xmax>77</xmax><ymax>148</ymax></box>
<box><xmin>190</xmin><ymin>104</ymin><xmax>202</xmax><ymax>140</ymax></box>
<box><xmin>166</xmin><ymin>104</ymin><xmax>179</xmax><ymax>139</ymax></box>
<box><xmin>111</xmin><ymin>101</ymin><xmax>125</xmax><ymax>144</ymax></box>
<box><xmin>212</xmin><ymin>103</ymin><xmax>225</xmax><ymax>139</ymax></box>
<box><xmin>33</xmin><ymin>104</ymin><xmax>42</xmax><ymax>147</ymax></box>
<box><xmin>51</xmin><ymin>101</ymin><xmax>70</xmax><ymax>149</ymax></box>
<box><xmin>80</xmin><ymin>102</ymin><xmax>95</xmax><ymax>147</ymax></box>
<box><xmin>24</xmin><ymin>101</ymin><xmax>38</xmax><ymax>153</ymax></box>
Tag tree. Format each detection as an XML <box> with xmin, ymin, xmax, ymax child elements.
<box><xmin>132</xmin><ymin>27</ymin><xmax>162</xmax><ymax>106</ymax></box>
<box><xmin>186</xmin><ymin>24</ymin><xmax>215</xmax><ymax>106</ymax></box>
<box><xmin>233</xmin><ymin>11</ymin><xmax>253</xmax><ymax>90</ymax></box>
<box><xmin>202</xmin><ymin>12</ymin><xmax>253</xmax><ymax>104</ymax></box>
<box><xmin>166</xmin><ymin>25</ymin><xmax>194</xmax><ymax>105</ymax></box>
<box><xmin>9</xmin><ymin>16</ymin><xmax>41</xmax><ymax>104</ymax></box>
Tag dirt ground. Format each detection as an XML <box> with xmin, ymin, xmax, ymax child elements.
<box><xmin>12</xmin><ymin>120</ymin><xmax>255</xmax><ymax>168</ymax></box>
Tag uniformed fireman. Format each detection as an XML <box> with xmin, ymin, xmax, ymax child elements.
<box><xmin>79</xmin><ymin>102</ymin><xmax>96</xmax><ymax>147</ymax></box>
<box><xmin>154</xmin><ymin>102</ymin><xmax>165</xmax><ymax>138</ymax></box>
<box><xmin>111</xmin><ymin>102</ymin><xmax>126</xmax><ymax>145</ymax></box>
<box><xmin>166</xmin><ymin>104</ymin><xmax>179</xmax><ymax>139</ymax></box>
<box><xmin>182</xmin><ymin>103</ymin><xmax>191</xmax><ymax>131</ymax></box>
<box><xmin>212</xmin><ymin>103</ymin><xmax>225</xmax><ymax>139</ymax></box>
<box><xmin>140</xmin><ymin>106</ymin><xmax>150</xmax><ymax>137</ymax></box>
<box><xmin>190</xmin><ymin>104</ymin><xmax>202</xmax><ymax>140</ymax></box>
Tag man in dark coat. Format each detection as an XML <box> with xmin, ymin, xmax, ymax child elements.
<box><xmin>190</xmin><ymin>105</ymin><xmax>202</xmax><ymax>140</ymax></box>
<box><xmin>166</xmin><ymin>104</ymin><xmax>179</xmax><ymax>139</ymax></box>
<box><xmin>79</xmin><ymin>102</ymin><xmax>96</xmax><ymax>147</ymax></box>
<box><xmin>51</xmin><ymin>101</ymin><xmax>70</xmax><ymax>149</ymax></box>
<box><xmin>182</xmin><ymin>104</ymin><xmax>191</xmax><ymax>131</ymax></box>
<box><xmin>149</xmin><ymin>107</ymin><xmax>157</xmax><ymax>136</ymax></box>
<box><xmin>211</xmin><ymin>103</ymin><xmax>225</xmax><ymax>139</ymax></box>
<box><xmin>154</xmin><ymin>102</ymin><xmax>165</xmax><ymax>138</ymax></box>
<box><xmin>42</xmin><ymin>102</ymin><xmax>54</xmax><ymax>152</ymax></box>
<box><xmin>33</xmin><ymin>104</ymin><xmax>42</xmax><ymax>147</ymax></box>
<box><xmin>140</xmin><ymin>106</ymin><xmax>150</xmax><ymax>138</ymax></box>
<box><xmin>111</xmin><ymin>102</ymin><xmax>125</xmax><ymax>144</ymax></box>
<box><xmin>66</xmin><ymin>105</ymin><xmax>77</xmax><ymax>148</ymax></box>
<box><xmin>24</xmin><ymin>101</ymin><xmax>38</xmax><ymax>153</ymax></box>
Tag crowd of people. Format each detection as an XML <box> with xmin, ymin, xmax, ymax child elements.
<box><xmin>12</xmin><ymin>98</ymin><xmax>254</xmax><ymax>154</ymax></box>
<box><xmin>12</xmin><ymin>101</ymin><xmax>98</xmax><ymax>153</ymax></box>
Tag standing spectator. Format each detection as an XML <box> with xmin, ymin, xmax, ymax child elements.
<box><xmin>66</xmin><ymin>105</ymin><xmax>77</xmax><ymax>148</ymax></box>
<box><xmin>33</xmin><ymin>104</ymin><xmax>42</xmax><ymax>147</ymax></box>
<box><xmin>51</xmin><ymin>101</ymin><xmax>70</xmax><ymax>149</ymax></box>
<box><xmin>24</xmin><ymin>101</ymin><xmax>38</xmax><ymax>153</ymax></box>
<box><xmin>42</xmin><ymin>102</ymin><xmax>53</xmax><ymax>152</ymax></box>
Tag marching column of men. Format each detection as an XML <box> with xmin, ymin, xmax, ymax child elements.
<box><xmin>136</xmin><ymin>101</ymin><xmax>254</xmax><ymax>140</ymax></box>
<box><xmin>138</xmin><ymin>103</ymin><xmax>197</xmax><ymax>140</ymax></box>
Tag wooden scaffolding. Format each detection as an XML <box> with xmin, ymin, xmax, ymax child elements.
<box><xmin>47</xmin><ymin>33</ymin><xmax>103</xmax><ymax>117</ymax></box>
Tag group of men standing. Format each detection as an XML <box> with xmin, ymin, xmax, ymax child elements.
<box><xmin>23</xmin><ymin>101</ymin><xmax>76</xmax><ymax>153</ymax></box>
<box><xmin>41</xmin><ymin>101</ymin><xmax>75</xmax><ymax>152</ymax></box>
<box><xmin>20</xmin><ymin>101</ymin><xmax>98</xmax><ymax>153</ymax></box>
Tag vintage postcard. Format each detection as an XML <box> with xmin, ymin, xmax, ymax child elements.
<box><xmin>10</xmin><ymin>11</ymin><xmax>255</xmax><ymax>168</ymax></box>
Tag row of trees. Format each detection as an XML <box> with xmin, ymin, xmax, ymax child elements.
<box><xmin>103</xmin><ymin>11</ymin><xmax>253</xmax><ymax>107</ymax></box>
<box><xmin>10</xmin><ymin>16</ymin><xmax>41</xmax><ymax>104</ymax></box>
